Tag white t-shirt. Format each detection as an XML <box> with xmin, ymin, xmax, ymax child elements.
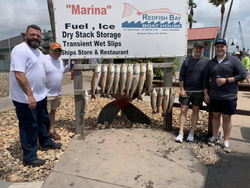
<box><xmin>44</xmin><ymin>54</ymin><xmax>70</xmax><ymax>96</ymax></box>
<box><xmin>9</xmin><ymin>42</ymin><xmax>47</xmax><ymax>103</ymax></box>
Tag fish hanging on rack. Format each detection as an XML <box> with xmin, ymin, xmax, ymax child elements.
<box><xmin>91</xmin><ymin>65</ymin><xmax>101</xmax><ymax>99</ymax></box>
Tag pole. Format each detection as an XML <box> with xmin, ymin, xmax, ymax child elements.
<box><xmin>6</xmin><ymin>22</ymin><xmax>11</xmax><ymax>71</ymax></box>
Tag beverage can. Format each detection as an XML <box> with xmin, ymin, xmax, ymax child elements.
<box><xmin>217</xmin><ymin>76</ymin><xmax>221</xmax><ymax>87</ymax></box>
<box><xmin>218</xmin><ymin>131</ymin><xmax>222</xmax><ymax>140</ymax></box>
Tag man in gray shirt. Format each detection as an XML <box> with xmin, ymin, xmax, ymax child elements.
<box><xmin>176</xmin><ymin>42</ymin><xmax>209</xmax><ymax>143</ymax></box>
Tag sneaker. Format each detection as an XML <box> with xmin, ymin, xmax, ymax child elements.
<box><xmin>50</xmin><ymin>131</ymin><xmax>61</xmax><ymax>140</ymax></box>
<box><xmin>23</xmin><ymin>158</ymin><xmax>45</xmax><ymax>167</ymax></box>
<box><xmin>41</xmin><ymin>143</ymin><xmax>62</xmax><ymax>151</ymax></box>
<box><xmin>187</xmin><ymin>131</ymin><xmax>194</xmax><ymax>142</ymax></box>
<box><xmin>208</xmin><ymin>136</ymin><xmax>219</xmax><ymax>146</ymax></box>
<box><xmin>175</xmin><ymin>133</ymin><xmax>183</xmax><ymax>143</ymax></box>
<box><xmin>223</xmin><ymin>141</ymin><xmax>231</xmax><ymax>153</ymax></box>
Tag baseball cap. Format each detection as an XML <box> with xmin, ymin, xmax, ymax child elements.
<box><xmin>193</xmin><ymin>42</ymin><xmax>204</xmax><ymax>48</ymax></box>
<box><xmin>38</xmin><ymin>46</ymin><xmax>45</xmax><ymax>52</ymax></box>
<box><xmin>50</xmin><ymin>42</ymin><xmax>62</xmax><ymax>50</ymax></box>
<box><xmin>214</xmin><ymin>39</ymin><xmax>227</xmax><ymax>46</ymax></box>
<box><xmin>242</xmin><ymin>52</ymin><xmax>246</xmax><ymax>55</ymax></box>
<box><xmin>235</xmin><ymin>52</ymin><xmax>240</xmax><ymax>55</ymax></box>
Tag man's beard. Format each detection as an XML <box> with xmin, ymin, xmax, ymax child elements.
<box><xmin>26</xmin><ymin>38</ymin><xmax>40</xmax><ymax>48</ymax></box>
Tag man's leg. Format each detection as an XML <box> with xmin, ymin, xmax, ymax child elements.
<box><xmin>49</xmin><ymin>109</ymin><xmax>56</xmax><ymax>134</ymax></box>
<box><xmin>179</xmin><ymin>105</ymin><xmax>189</xmax><ymax>133</ymax></box>
<box><xmin>246</xmin><ymin>77</ymin><xmax>250</xmax><ymax>83</ymax></box>
<box><xmin>212</xmin><ymin>112</ymin><xmax>221</xmax><ymax>137</ymax></box>
<box><xmin>190</xmin><ymin>105</ymin><xmax>200</xmax><ymax>132</ymax></box>
<box><xmin>13</xmin><ymin>101</ymin><xmax>39</xmax><ymax>163</ymax></box>
<box><xmin>37</xmin><ymin>98</ymin><xmax>55</xmax><ymax>148</ymax></box>
<box><xmin>222</xmin><ymin>114</ymin><xmax>232</xmax><ymax>141</ymax></box>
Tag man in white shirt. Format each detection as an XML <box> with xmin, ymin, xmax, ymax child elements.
<box><xmin>45</xmin><ymin>42</ymin><xmax>75</xmax><ymax>140</ymax></box>
<box><xmin>9</xmin><ymin>25</ymin><xmax>62</xmax><ymax>167</ymax></box>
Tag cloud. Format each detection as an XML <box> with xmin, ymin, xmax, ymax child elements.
<box><xmin>0</xmin><ymin>0</ymin><xmax>50</xmax><ymax>40</ymax></box>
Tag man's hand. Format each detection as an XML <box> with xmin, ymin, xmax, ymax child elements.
<box><xmin>204</xmin><ymin>94</ymin><xmax>210</xmax><ymax>104</ymax></box>
<box><xmin>216</xmin><ymin>77</ymin><xmax>227</xmax><ymax>85</ymax></box>
<box><xmin>71</xmin><ymin>61</ymin><xmax>75</xmax><ymax>66</ymax></box>
<box><xmin>28</xmin><ymin>95</ymin><xmax>37</xmax><ymax>109</ymax></box>
<box><xmin>180</xmin><ymin>89</ymin><xmax>186</xmax><ymax>98</ymax></box>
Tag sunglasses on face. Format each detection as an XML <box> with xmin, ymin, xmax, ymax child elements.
<box><xmin>52</xmin><ymin>48</ymin><xmax>62</xmax><ymax>53</ymax></box>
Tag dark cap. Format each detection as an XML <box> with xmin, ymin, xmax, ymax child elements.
<box><xmin>214</xmin><ymin>39</ymin><xmax>227</xmax><ymax>46</ymax></box>
<box><xmin>193</xmin><ymin>42</ymin><xmax>204</xmax><ymax>48</ymax></box>
<box><xmin>242</xmin><ymin>52</ymin><xmax>246</xmax><ymax>55</ymax></box>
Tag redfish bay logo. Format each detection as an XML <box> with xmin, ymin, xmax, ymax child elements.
<box><xmin>122</xmin><ymin>3</ymin><xmax>182</xmax><ymax>28</ymax></box>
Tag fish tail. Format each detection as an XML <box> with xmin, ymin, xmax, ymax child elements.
<box><xmin>145</xmin><ymin>92</ymin><xmax>150</xmax><ymax>96</ymax></box>
<box><xmin>91</xmin><ymin>94</ymin><xmax>96</xmax><ymax>99</ymax></box>
<box><xmin>137</xmin><ymin>94</ymin><xmax>142</xmax><ymax>100</ymax></box>
<box><xmin>100</xmin><ymin>93</ymin><xmax>104</xmax><ymax>98</ymax></box>
<box><xmin>129</xmin><ymin>96</ymin><xmax>132</xmax><ymax>102</ymax></box>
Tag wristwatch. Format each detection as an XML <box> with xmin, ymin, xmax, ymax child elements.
<box><xmin>226</xmin><ymin>78</ymin><xmax>229</xmax><ymax>84</ymax></box>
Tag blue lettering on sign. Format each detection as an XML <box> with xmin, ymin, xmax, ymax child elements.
<box><xmin>122</xmin><ymin>21</ymin><xmax>182</xmax><ymax>28</ymax></box>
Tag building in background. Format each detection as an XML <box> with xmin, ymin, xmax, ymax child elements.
<box><xmin>187</xmin><ymin>26</ymin><xmax>219</xmax><ymax>59</ymax></box>
<box><xmin>0</xmin><ymin>31</ymin><xmax>53</xmax><ymax>71</ymax></box>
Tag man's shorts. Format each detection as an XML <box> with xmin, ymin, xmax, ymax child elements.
<box><xmin>209</xmin><ymin>98</ymin><xmax>237</xmax><ymax>115</ymax></box>
<box><xmin>179</xmin><ymin>92</ymin><xmax>204</xmax><ymax>106</ymax></box>
<box><xmin>47</xmin><ymin>95</ymin><xmax>62</xmax><ymax>113</ymax></box>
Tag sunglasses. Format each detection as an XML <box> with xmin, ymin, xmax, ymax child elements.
<box><xmin>52</xmin><ymin>49</ymin><xmax>62</xmax><ymax>53</ymax></box>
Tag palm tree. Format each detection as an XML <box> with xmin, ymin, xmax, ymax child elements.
<box><xmin>188</xmin><ymin>0</ymin><xmax>197</xmax><ymax>29</ymax></box>
<box><xmin>47</xmin><ymin>0</ymin><xmax>56</xmax><ymax>41</ymax></box>
<box><xmin>222</xmin><ymin>0</ymin><xmax>234</xmax><ymax>39</ymax></box>
<box><xmin>209</xmin><ymin>0</ymin><xmax>229</xmax><ymax>38</ymax></box>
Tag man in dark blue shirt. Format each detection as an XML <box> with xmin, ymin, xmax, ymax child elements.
<box><xmin>203</xmin><ymin>39</ymin><xmax>246</xmax><ymax>153</ymax></box>
<box><xmin>175</xmin><ymin>42</ymin><xmax>209</xmax><ymax>143</ymax></box>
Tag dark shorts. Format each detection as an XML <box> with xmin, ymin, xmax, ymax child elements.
<box><xmin>179</xmin><ymin>92</ymin><xmax>204</xmax><ymax>106</ymax></box>
<box><xmin>209</xmin><ymin>98</ymin><xmax>237</xmax><ymax>115</ymax></box>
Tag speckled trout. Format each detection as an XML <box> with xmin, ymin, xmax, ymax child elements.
<box><xmin>162</xmin><ymin>88</ymin><xmax>170</xmax><ymax>116</ymax></box>
<box><xmin>156</xmin><ymin>88</ymin><xmax>163</xmax><ymax>113</ymax></box>
<box><xmin>150</xmin><ymin>88</ymin><xmax>157</xmax><ymax>113</ymax></box>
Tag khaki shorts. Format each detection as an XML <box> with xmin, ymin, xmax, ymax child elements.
<box><xmin>47</xmin><ymin>95</ymin><xmax>62</xmax><ymax>113</ymax></box>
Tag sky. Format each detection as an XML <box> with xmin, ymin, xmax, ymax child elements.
<box><xmin>0</xmin><ymin>0</ymin><xmax>249</xmax><ymax>53</ymax></box>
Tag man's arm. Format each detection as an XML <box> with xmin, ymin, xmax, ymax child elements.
<box><xmin>15</xmin><ymin>71</ymin><xmax>36</xmax><ymax>109</ymax></box>
<box><xmin>179</xmin><ymin>81</ymin><xmax>186</xmax><ymax>98</ymax></box>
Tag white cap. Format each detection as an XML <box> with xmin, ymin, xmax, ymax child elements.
<box><xmin>235</xmin><ymin>52</ymin><xmax>240</xmax><ymax>55</ymax></box>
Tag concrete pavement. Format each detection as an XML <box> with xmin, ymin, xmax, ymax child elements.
<box><xmin>1</xmin><ymin>72</ymin><xmax>250</xmax><ymax>187</ymax></box>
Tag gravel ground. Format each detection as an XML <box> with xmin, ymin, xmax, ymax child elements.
<box><xmin>0</xmin><ymin>73</ymin><xmax>225</xmax><ymax>183</ymax></box>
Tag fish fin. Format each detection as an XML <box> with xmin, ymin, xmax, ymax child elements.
<box><xmin>145</xmin><ymin>92</ymin><xmax>150</xmax><ymax>96</ymax></box>
<box><xmin>156</xmin><ymin>109</ymin><xmax>159</xmax><ymax>113</ymax></box>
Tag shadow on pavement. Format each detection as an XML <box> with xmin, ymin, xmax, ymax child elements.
<box><xmin>205</xmin><ymin>152</ymin><xmax>250</xmax><ymax>188</ymax></box>
<box><xmin>241</xmin><ymin>127</ymin><xmax>250</xmax><ymax>141</ymax></box>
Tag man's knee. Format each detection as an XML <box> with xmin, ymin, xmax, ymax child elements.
<box><xmin>50</xmin><ymin>109</ymin><xmax>56</xmax><ymax>115</ymax></box>
<box><xmin>222</xmin><ymin>114</ymin><xmax>231</xmax><ymax>121</ymax></box>
<box><xmin>180</xmin><ymin>105</ymin><xmax>189</xmax><ymax>114</ymax></box>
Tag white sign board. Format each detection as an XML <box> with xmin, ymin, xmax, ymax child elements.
<box><xmin>54</xmin><ymin>0</ymin><xmax>188</xmax><ymax>59</ymax></box>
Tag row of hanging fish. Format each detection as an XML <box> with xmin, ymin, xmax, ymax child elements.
<box><xmin>91</xmin><ymin>62</ymin><xmax>153</xmax><ymax>101</ymax></box>
<box><xmin>150</xmin><ymin>88</ymin><xmax>175</xmax><ymax>116</ymax></box>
